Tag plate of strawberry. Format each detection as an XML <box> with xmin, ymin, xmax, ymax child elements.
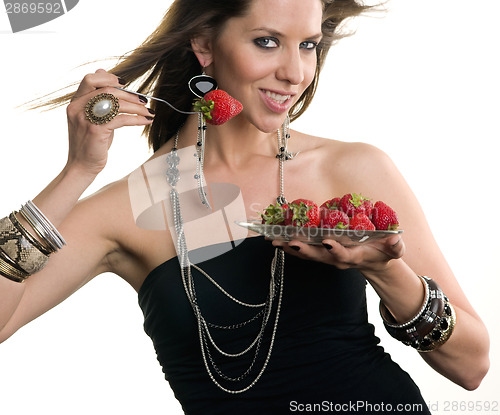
<box><xmin>237</xmin><ymin>193</ymin><xmax>402</xmax><ymax>246</ymax></box>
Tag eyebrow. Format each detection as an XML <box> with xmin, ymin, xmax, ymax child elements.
<box><xmin>251</xmin><ymin>27</ymin><xmax>323</xmax><ymax>40</ymax></box>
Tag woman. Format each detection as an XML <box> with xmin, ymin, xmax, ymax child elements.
<box><xmin>0</xmin><ymin>0</ymin><xmax>490</xmax><ymax>414</ymax></box>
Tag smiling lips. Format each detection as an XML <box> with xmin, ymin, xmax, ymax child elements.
<box><xmin>265</xmin><ymin>90</ymin><xmax>292</xmax><ymax>104</ymax></box>
<box><xmin>261</xmin><ymin>89</ymin><xmax>295</xmax><ymax>113</ymax></box>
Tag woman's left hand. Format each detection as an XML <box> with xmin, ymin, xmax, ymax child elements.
<box><xmin>271</xmin><ymin>234</ymin><xmax>405</xmax><ymax>274</ymax></box>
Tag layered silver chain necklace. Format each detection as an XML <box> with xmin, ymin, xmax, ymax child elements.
<box><xmin>165</xmin><ymin>117</ymin><xmax>297</xmax><ymax>394</ymax></box>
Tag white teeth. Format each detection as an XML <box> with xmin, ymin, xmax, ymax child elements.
<box><xmin>265</xmin><ymin>90</ymin><xmax>291</xmax><ymax>104</ymax></box>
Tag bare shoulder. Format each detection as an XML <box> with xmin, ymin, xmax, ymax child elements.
<box><xmin>293</xmin><ymin>130</ymin><xmax>390</xmax><ymax>163</ymax></box>
<box><xmin>292</xmin><ymin>131</ymin><xmax>399</xmax><ymax>197</ymax></box>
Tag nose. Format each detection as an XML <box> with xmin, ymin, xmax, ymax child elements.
<box><xmin>276</xmin><ymin>47</ymin><xmax>305</xmax><ymax>86</ymax></box>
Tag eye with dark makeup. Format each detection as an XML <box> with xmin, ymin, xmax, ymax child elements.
<box><xmin>253</xmin><ymin>37</ymin><xmax>318</xmax><ymax>51</ymax></box>
<box><xmin>300</xmin><ymin>41</ymin><xmax>318</xmax><ymax>50</ymax></box>
<box><xmin>253</xmin><ymin>37</ymin><xmax>279</xmax><ymax>49</ymax></box>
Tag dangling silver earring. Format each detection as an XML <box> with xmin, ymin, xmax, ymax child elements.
<box><xmin>195</xmin><ymin>112</ymin><xmax>211</xmax><ymax>209</ymax></box>
<box><xmin>188</xmin><ymin>71</ymin><xmax>218</xmax><ymax>98</ymax></box>
<box><xmin>188</xmin><ymin>68</ymin><xmax>215</xmax><ymax>209</ymax></box>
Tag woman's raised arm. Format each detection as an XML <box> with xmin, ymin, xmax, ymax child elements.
<box><xmin>0</xmin><ymin>69</ymin><xmax>154</xmax><ymax>341</ymax></box>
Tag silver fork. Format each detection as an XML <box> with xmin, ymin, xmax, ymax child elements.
<box><xmin>115</xmin><ymin>87</ymin><xmax>197</xmax><ymax>115</ymax></box>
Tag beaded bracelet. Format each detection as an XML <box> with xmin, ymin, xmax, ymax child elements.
<box><xmin>382</xmin><ymin>275</ymin><xmax>430</xmax><ymax>329</ymax></box>
<box><xmin>380</xmin><ymin>275</ymin><xmax>456</xmax><ymax>352</ymax></box>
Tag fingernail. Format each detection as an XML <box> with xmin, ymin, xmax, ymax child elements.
<box><xmin>139</xmin><ymin>96</ymin><xmax>148</xmax><ymax>104</ymax></box>
<box><xmin>291</xmin><ymin>246</ymin><xmax>300</xmax><ymax>252</ymax></box>
<box><xmin>391</xmin><ymin>237</ymin><xmax>402</xmax><ymax>247</ymax></box>
<box><xmin>322</xmin><ymin>243</ymin><xmax>332</xmax><ymax>250</ymax></box>
<box><xmin>148</xmin><ymin>108</ymin><xmax>156</xmax><ymax>115</ymax></box>
<box><xmin>118</xmin><ymin>77</ymin><xmax>126</xmax><ymax>85</ymax></box>
<box><xmin>145</xmin><ymin>116</ymin><xmax>154</xmax><ymax>121</ymax></box>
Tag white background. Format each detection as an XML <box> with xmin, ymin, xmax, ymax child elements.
<box><xmin>0</xmin><ymin>1</ymin><xmax>499</xmax><ymax>414</ymax></box>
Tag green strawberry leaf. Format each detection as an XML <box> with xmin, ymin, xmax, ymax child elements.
<box><xmin>349</xmin><ymin>193</ymin><xmax>364</xmax><ymax>208</ymax></box>
<box><xmin>193</xmin><ymin>98</ymin><xmax>215</xmax><ymax>121</ymax></box>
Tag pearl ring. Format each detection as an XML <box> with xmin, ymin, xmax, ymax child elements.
<box><xmin>84</xmin><ymin>93</ymin><xmax>120</xmax><ymax>125</ymax></box>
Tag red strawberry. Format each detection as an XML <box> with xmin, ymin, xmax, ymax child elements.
<box><xmin>282</xmin><ymin>204</ymin><xmax>293</xmax><ymax>226</ymax></box>
<box><xmin>320</xmin><ymin>197</ymin><xmax>341</xmax><ymax>211</ymax></box>
<box><xmin>289</xmin><ymin>199</ymin><xmax>320</xmax><ymax>227</ymax></box>
<box><xmin>193</xmin><ymin>89</ymin><xmax>243</xmax><ymax>125</ymax></box>
<box><xmin>349</xmin><ymin>213</ymin><xmax>376</xmax><ymax>231</ymax></box>
<box><xmin>371</xmin><ymin>201</ymin><xmax>399</xmax><ymax>231</ymax></box>
<box><xmin>320</xmin><ymin>209</ymin><xmax>349</xmax><ymax>229</ymax></box>
<box><xmin>260</xmin><ymin>203</ymin><xmax>292</xmax><ymax>225</ymax></box>
<box><xmin>319</xmin><ymin>207</ymin><xmax>329</xmax><ymax>224</ymax></box>
<box><xmin>361</xmin><ymin>199</ymin><xmax>374</xmax><ymax>220</ymax></box>
<box><xmin>339</xmin><ymin>193</ymin><xmax>372</xmax><ymax>218</ymax></box>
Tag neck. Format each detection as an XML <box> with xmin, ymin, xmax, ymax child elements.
<box><xmin>178</xmin><ymin>115</ymin><xmax>280</xmax><ymax>171</ymax></box>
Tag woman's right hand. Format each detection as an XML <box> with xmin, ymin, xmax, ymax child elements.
<box><xmin>65</xmin><ymin>69</ymin><xmax>154</xmax><ymax>177</ymax></box>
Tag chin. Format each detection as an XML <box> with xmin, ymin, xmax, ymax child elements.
<box><xmin>251</xmin><ymin>114</ymin><xmax>289</xmax><ymax>133</ymax></box>
<box><xmin>258</xmin><ymin>124</ymin><xmax>281</xmax><ymax>134</ymax></box>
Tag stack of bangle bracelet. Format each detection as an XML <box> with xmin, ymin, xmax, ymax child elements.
<box><xmin>0</xmin><ymin>201</ymin><xmax>66</xmax><ymax>283</ymax></box>
<box><xmin>379</xmin><ymin>275</ymin><xmax>456</xmax><ymax>352</ymax></box>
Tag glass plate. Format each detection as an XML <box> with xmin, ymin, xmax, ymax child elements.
<box><xmin>236</xmin><ymin>220</ymin><xmax>403</xmax><ymax>246</ymax></box>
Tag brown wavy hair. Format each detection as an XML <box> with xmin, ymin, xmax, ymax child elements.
<box><xmin>38</xmin><ymin>0</ymin><xmax>377</xmax><ymax>152</ymax></box>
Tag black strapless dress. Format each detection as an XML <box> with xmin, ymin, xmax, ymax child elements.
<box><xmin>138</xmin><ymin>236</ymin><xmax>430</xmax><ymax>414</ymax></box>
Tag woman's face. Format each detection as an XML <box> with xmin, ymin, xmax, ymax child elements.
<box><xmin>210</xmin><ymin>0</ymin><xmax>323</xmax><ymax>133</ymax></box>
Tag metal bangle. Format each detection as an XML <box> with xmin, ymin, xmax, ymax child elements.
<box><xmin>380</xmin><ymin>275</ymin><xmax>456</xmax><ymax>352</ymax></box>
<box><xmin>0</xmin><ymin>252</ymin><xmax>28</xmax><ymax>283</ymax></box>
<box><xmin>0</xmin><ymin>247</ymin><xmax>28</xmax><ymax>276</ymax></box>
<box><xmin>24</xmin><ymin>201</ymin><xmax>66</xmax><ymax>250</ymax></box>
<box><xmin>0</xmin><ymin>216</ymin><xmax>49</xmax><ymax>275</ymax></box>
<box><xmin>9</xmin><ymin>212</ymin><xmax>52</xmax><ymax>256</ymax></box>
<box><xmin>19</xmin><ymin>208</ymin><xmax>57</xmax><ymax>253</ymax></box>
<box><xmin>380</xmin><ymin>275</ymin><xmax>430</xmax><ymax>329</ymax></box>
<box><xmin>386</xmin><ymin>289</ymin><xmax>444</xmax><ymax>344</ymax></box>
<box><xmin>417</xmin><ymin>301</ymin><xmax>456</xmax><ymax>352</ymax></box>
<box><xmin>0</xmin><ymin>268</ymin><xmax>25</xmax><ymax>283</ymax></box>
